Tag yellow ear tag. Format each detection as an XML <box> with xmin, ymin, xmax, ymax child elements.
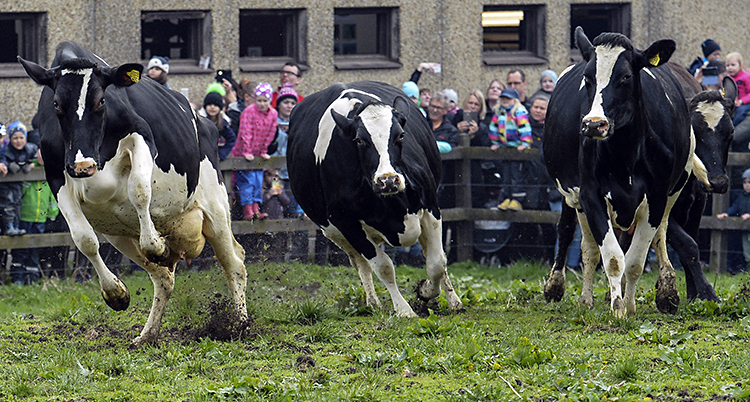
<box><xmin>721</xmin><ymin>88</ymin><xmax>726</xmax><ymax>97</ymax></box>
<box><xmin>126</xmin><ymin>70</ymin><xmax>140</xmax><ymax>84</ymax></box>
<box><xmin>649</xmin><ymin>54</ymin><xmax>660</xmax><ymax>66</ymax></box>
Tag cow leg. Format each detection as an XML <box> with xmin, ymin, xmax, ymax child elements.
<box><xmin>128</xmin><ymin>135</ymin><xmax>168</xmax><ymax>263</ymax></box>
<box><xmin>671</xmin><ymin>197</ymin><xmax>719</xmax><ymax>302</ymax></box>
<box><xmin>621</xmin><ymin>221</ymin><xmax>658</xmax><ymax>316</ymax></box>
<box><xmin>598</xmin><ymin>221</ymin><xmax>629</xmax><ymax>318</ymax></box>
<box><xmin>105</xmin><ymin>235</ymin><xmax>174</xmax><ymax>346</ymax></box>
<box><xmin>545</xmin><ymin>203</ymin><xmax>577</xmax><ymax>302</ymax></box>
<box><xmin>57</xmin><ymin>189</ymin><xmax>130</xmax><ymax>311</ymax></box>
<box><xmin>349</xmin><ymin>253</ymin><xmax>382</xmax><ymax>309</ymax></box>
<box><xmin>417</xmin><ymin>212</ymin><xmax>463</xmax><ymax>310</ymax></box>
<box><xmin>367</xmin><ymin>246</ymin><xmax>416</xmax><ymax>317</ymax></box>
<box><xmin>578</xmin><ymin>211</ymin><xmax>602</xmax><ymax>309</ymax></box>
<box><xmin>651</xmin><ymin>225</ymin><xmax>680</xmax><ymax>314</ymax></box>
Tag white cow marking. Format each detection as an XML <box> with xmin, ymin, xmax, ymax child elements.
<box><xmin>583</xmin><ymin>45</ymin><xmax>625</xmax><ymax>123</ymax></box>
<box><xmin>314</xmin><ymin>89</ymin><xmax>383</xmax><ymax>163</ymax></box>
<box><xmin>559</xmin><ymin>64</ymin><xmax>575</xmax><ymax>81</ymax></box>
<box><xmin>555</xmin><ymin>180</ymin><xmax>581</xmax><ymax>209</ymax></box>
<box><xmin>61</xmin><ymin>68</ymin><xmax>93</xmax><ymax>120</ymax></box>
<box><xmin>359</xmin><ymin>105</ymin><xmax>403</xmax><ymax>184</ymax></box>
<box><xmin>695</xmin><ymin>100</ymin><xmax>725</xmax><ymax>131</ymax></box>
<box><xmin>74</xmin><ymin>149</ymin><xmax>97</xmax><ymax>166</ymax></box>
<box><xmin>643</xmin><ymin>67</ymin><xmax>656</xmax><ymax>80</ymax></box>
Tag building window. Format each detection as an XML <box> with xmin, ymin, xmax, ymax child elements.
<box><xmin>482</xmin><ymin>6</ymin><xmax>546</xmax><ymax>66</ymax></box>
<box><xmin>0</xmin><ymin>12</ymin><xmax>46</xmax><ymax>77</ymax></box>
<box><xmin>333</xmin><ymin>7</ymin><xmax>401</xmax><ymax>70</ymax></box>
<box><xmin>141</xmin><ymin>10</ymin><xmax>211</xmax><ymax>73</ymax></box>
<box><xmin>239</xmin><ymin>9</ymin><xmax>307</xmax><ymax>73</ymax></box>
<box><xmin>570</xmin><ymin>4</ymin><xmax>631</xmax><ymax>60</ymax></box>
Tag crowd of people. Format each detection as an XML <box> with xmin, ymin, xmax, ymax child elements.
<box><xmin>4</xmin><ymin>40</ymin><xmax>750</xmax><ymax>282</ymax></box>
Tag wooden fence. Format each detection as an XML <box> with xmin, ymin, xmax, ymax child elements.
<box><xmin>3</xmin><ymin>135</ymin><xmax>750</xmax><ymax>272</ymax></box>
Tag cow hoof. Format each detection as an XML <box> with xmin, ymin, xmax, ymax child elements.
<box><xmin>102</xmin><ymin>288</ymin><xmax>130</xmax><ymax>311</ymax></box>
<box><xmin>415</xmin><ymin>279</ymin><xmax>440</xmax><ymax>301</ymax></box>
<box><xmin>578</xmin><ymin>295</ymin><xmax>594</xmax><ymax>310</ymax></box>
<box><xmin>655</xmin><ymin>275</ymin><xmax>679</xmax><ymax>314</ymax></box>
<box><xmin>544</xmin><ymin>270</ymin><xmax>566</xmax><ymax>302</ymax></box>
<box><xmin>611</xmin><ymin>296</ymin><xmax>625</xmax><ymax>318</ymax></box>
<box><xmin>146</xmin><ymin>242</ymin><xmax>171</xmax><ymax>266</ymax></box>
<box><xmin>693</xmin><ymin>290</ymin><xmax>720</xmax><ymax>303</ymax></box>
<box><xmin>131</xmin><ymin>332</ymin><xmax>158</xmax><ymax>348</ymax></box>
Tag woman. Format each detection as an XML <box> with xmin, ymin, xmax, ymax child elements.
<box><xmin>484</xmin><ymin>79</ymin><xmax>505</xmax><ymax>125</ymax></box>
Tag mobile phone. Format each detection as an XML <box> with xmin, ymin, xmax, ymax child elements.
<box><xmin>702</xmin><ymin>66</ymin><xmax>719</xmax><ymax>86</ymax></box>
<box><xmin>215</xmin><ymin>69</ymin><xmax>232</xmax><ymax>83</ymax></box>
<box><xmin>432</xmin><ymin>64</ymin><xmax>441</xmax><ymax>74</ymax></box>
<box><xmin>463</xmin><ymin>111</ymin><xmax>478</xmax><ymax>123</ymax></box>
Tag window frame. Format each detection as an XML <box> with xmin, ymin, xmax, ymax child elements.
<box><xmin>140</xmin><ymin>10</ymin><xmax>212</xmax><ymax>74</ymax></box>
<box><xmin>238</xmin><ymin>8</ymin><xmax>308</xmax><ymax>74</ymax></box>
<box><xmin>569</xmin><ymin>3</ymin><xmax>631</xmax><ymax>62</ymax></box>
<box><xmin>0</xmin><ymin>12</ymin><xmax>46</xmax><ymax>78</ymax></box>
<box><xmin>333</xmin><ymin>7</ymin><xmax>401</xmax><ymax>71</ymax></box>
<box><xmin>482</xmin><ymin>5</ymin><xmax>546</xmax><ymax>66</ymax></box>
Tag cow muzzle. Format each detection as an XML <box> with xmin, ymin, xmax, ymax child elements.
<box><xmin>69</xmin><ymin>161</ymin><xmax>98</xmax><ymax>178</ymax></box>
<box><xmin>581</xmin><ymin>117</ymin><xmax>611</xmax><ymax>139</ymax></box>
<box><xmin>707</xmin><ymin>174</ymin><xmax>729</xmax><ymax>194</ymax></box>
<box><xmin>373</xmin><ymin>173</ymin><xmax>405</xmax><ymax>195</ymax></box>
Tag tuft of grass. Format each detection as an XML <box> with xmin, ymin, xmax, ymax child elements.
<box><xmin>611</xmin><ymin>356</ymin><xmax>639</xmax><ymax>382</ymax></box>
<box><xmin>290</xmin><ymin>299</ymin><xmax>330</xmax><ymax>325</ymax></box>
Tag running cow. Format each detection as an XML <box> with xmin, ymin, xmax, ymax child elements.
<box><xmin>543</xmin><ymin>28</ymin><xmax>700</xmax><ymax>316</ymax></box>
<box><xmin>287</xmin><ymin>81</ymin><xmax>463</xmax><ymax>317</ymax></box>
<box><xmin>18</xmin><ymin>42</ymin><xmax>247</xmax><ymax>346</ymax></box>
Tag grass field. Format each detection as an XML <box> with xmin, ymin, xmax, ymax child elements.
<box><xmin>0</xmin><ymin>260</ymin><xmax>749</xmax><ymax>401</ymax></box>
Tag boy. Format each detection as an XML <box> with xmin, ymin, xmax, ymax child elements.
<box><xmin>0</xmin><ymin>121</ymin><xmax>37</xmax><ymax>236</ymax></box>
<box><xmin>717</xmin><ymin>168</ymin><xmax>750</xmax><ymax>272</ymax></box>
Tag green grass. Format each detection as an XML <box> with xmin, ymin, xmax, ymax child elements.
<box><xmin>0</xmin><ymin>260</ymin><xmax>749</xmax><ymax>401</ymax></box>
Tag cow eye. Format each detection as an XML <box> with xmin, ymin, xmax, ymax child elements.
<box><xmin>354</xmin><ymin>137</ymin><xmax>365</xmax><ymax>146</ymax></box>
<box><xmin>622</xmin><ymin>74</ymin><xmax>633</xmax><ymax>83</ymax></box>
<box><xmin>98</xmin><ymin>98</ymin><xmax>106</xmax><ymax>108</ymax></box>
<box><xmin>53</xmin><ymin>100</ymin><xmax>62</xmax><ymax>114</ymax></box>
<box><xmin>396</xmin><ymin>132</ymin><xmax>405</xmax><ymax>143</ymax></box>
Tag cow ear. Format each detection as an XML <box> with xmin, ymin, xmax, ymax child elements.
<box><xmin>104</xmin><ymin>63</ymin><xmax>144</xmax><ymax>87</ymax></box>
<box><xmin>722</xmin><ymin>76</ymin><xmax>738</xmax><ymax>103</ymax></box>
<box><xmin>639</xmin><ymin>39</ymin><xmax>676</xmax><ymax>68</ymax></box>
<box><xmin>392</xmin><ymin>96</ymin><xmax>410</xmax><ymax>125</ymax></box>
<box><xmin>575</xmin><ymin>26</ymin><xmax>594</xmax><ymax>61</ymax></box>
<box><xmin>331</xmin><ymin>109</ymin><xmax>355</xmax><ymax>137</ymax></box>
<box><xmin>18</xmin><ymin>56</ymin><xmax>55</xmax><ymax>88</ymax></box>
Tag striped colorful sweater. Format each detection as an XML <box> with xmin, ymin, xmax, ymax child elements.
<box><xmin>488</xmin><ymin>104</ymin><xmax>532</xmax><ymax>148</ymax></box>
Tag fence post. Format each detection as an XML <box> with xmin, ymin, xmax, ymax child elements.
<box><xmin>454</xmin><ymin>134</ymin><xmax>473</xmax><ymax>262</ymax></box>
<box><xmin>710</xmin><ymin>189</ymin><xmax>731</xmax><ymax>274</ymax></box>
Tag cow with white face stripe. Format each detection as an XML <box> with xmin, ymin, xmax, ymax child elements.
<box><xmin>19</xmin><ymin>42</ymin><xmax>247</xmax><ymax>346</ymax></box>
<box><xmin>287</xmin><ymin>81</ymin><xmax>463</xmax><ymax>317</ymax></box>
<box><xmin>543</xmin><ymin>28</ymin><xmax>697</xmax><ymax>317</ymax></box>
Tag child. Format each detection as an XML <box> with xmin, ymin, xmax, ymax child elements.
<box><xmin>11</xmin><ymin>148</ymin><xmax>59</xmax><ymax>284</ymax></box>
<box><xmin>0</xmin><ymin>121</ymin><xmax>38</xmax><ymax>236</ymax></box>
<box><xmin>725</xmin><ymin>52</ymin><xmax>750</xmax><ymax>126</ymax></box>
<box><xmin>232</xmin><ymin>83</ymin><xmax>278</xmax><ymax>220</ymax></box>
<box><xmin>717</xmin><ymin>168</ymin><xmax>750</xmax><ymax>272</ymax></box>
<box><xmin>489</xmin><ymin>88</ymin><xmax>532</xmax><ymax>211</ymax></box>
<box><xmin>200</xmin><ymin>92</ymin><xmax>236</xmax><ymax>160</ymax></box>
<box><xmin>260</xmin><ymin>168</ymin><xmax>290</xmax><ymax>219</ymax></box>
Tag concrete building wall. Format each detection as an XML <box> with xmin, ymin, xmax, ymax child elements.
<box><xmin>1</xmin><ymin>0</ymin><xmax>745</xmax><ymax>125</ymax></box>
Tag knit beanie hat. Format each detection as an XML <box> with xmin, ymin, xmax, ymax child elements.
<box><xmin>540</xmin><ymin>69</ymin><xmax>558</xmax><ymax>85</ymax></box>
<box><xmin>402</xmin><ymin>81</ymin><xmax>419</xmax><ymax>98</ymax></box>
<box><xmin>255</xmin><ymin>82</ymin><xmax>273</xmax><ymax>99</ymax></box>
<box><xmin>147</xmin><ymin>56</ymin><xmax>170</xmax><ymax>73</ymax></box>
<box><xmin>205</xmin><ymin>82</ymin><xmax>226</xmax><ymax>96</ymax></box>
<box><xmin>7</xmin><ymin>121</ymin><xmax>27</xmax><ymax>138</ymax></box>
<box><xmin>443</xmin><ymin>89</ymin><xmax>458</xmax><ymax>104</ymax></box>
<box><xmin>743</xmin><ymin>168</ymin><xmax>750</xmax><ymax>180</ymax></box>
<box><xmin>276</xmin><ymin>83</ymin><xmax>299</xmax><ymax>104</ymax></box>
<box><xmin>203</xmin><ymin>92</ymin><xmax>224</xmax><ymax>109</ymax></box>
<box><xmin>702</xmin><ymin>39</ymin><xmax>721</xmax><ymax>59</ymax></box>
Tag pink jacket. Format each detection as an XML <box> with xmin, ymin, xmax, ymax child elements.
<box><xmin>232</xmin><ymin>104</ymin><xmax>278</xmax><ymax>158</ymax></box>
<box><xmin>731</xmin><ymin>70</ymin><xmax>750</xmax><ymax>105</ymax></box>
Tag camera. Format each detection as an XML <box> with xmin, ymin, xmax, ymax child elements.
<box><xmin>215</xmin><ymin>69</ymin><xmax>233</xmax><ymax>83</ymax></box>
<box><xmin>702</xmin><ymin>66</ymin><xmax>719</xmax><ymax>86</ymax></box>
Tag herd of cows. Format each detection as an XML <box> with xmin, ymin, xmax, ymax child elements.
<box><xmin>15</xmin><ymin>27</ymin><xmax>737</xmax><ymax>345</ymax></box>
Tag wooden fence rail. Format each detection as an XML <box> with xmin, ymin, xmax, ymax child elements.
<box><xmin>2</xmin><ymin>137</ymin><xmax>750</xmax><ymax>272</ymax></box>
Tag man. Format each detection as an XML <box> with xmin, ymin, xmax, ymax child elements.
<box><xmin>507</xmin><ymin>69</ymin><xmax>530</xmax><ymax>109</ymax></box>
<box><xmin>272</xmin><ymin>62</ymin><xmax>305</xmax><ymax>108</ymax></box>
<box><xmin>427</xmin><ymin>91</ymin><xmax>459</xmax><ymax>153</ymax></box>
<box><xmin>146</xmin><ymin>56</ymin><xmax>170</xmax><ymax>89</ymax></box>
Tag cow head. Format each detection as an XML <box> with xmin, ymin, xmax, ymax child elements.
<box><xmin>18</xmin><ymin>56</ymin><xmax>143</xmax><ymax>178</ymax></box>
<box><xmin>576</xmin><ymin>26</ymin><xmax>675</xmax><ymax>139</ymax></box>
<box><xmin>330</xmin><ymin>97</ymin><xmax>411</xmax><ymax>195</ymax></box>
<box><xmin>690</xmin><ymin>76</ymin><xmax>738</xmax><ymax>193</ymax></box>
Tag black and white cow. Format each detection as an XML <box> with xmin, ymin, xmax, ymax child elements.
<box><xmin>287</xmin><ymin>81</ymin><xmax>463</xmax><ymax>317</ymax></box>
<box><xmin>543</xmin><ymin>28</ymin><xmax>699</xmax><ymax>317</ymax></box>
<box><xmin>19</xmin><ymin>42</ymin><xmax>247</xmax><ymax>346</ymax></box>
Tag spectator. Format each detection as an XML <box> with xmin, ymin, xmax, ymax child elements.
<box><xmin>0</xmin><ymin>121</ymin><xmax>37</xmax><ymax>236</ymax></box>
<box><xmin>11</xmin><ymin>148</ymin><xmax>58</xmax><ymax>285</ymax></box>
<box><xmin>450</xmin><ymin>90</ymin><xmax>494</xmax><ymax>207</ymax></box>
<box><xmin>688</xmin><ymin>39</ymin><xmax>722</xmax><ymax>78</ymax></box>
<box><xmin>507</xmin><ymin>69</ymin><xmax>531</xmax><ymax>109</ymax></box>
<box><xmin>717</xmin><ymin>168</ymin><xmax>750</xmax><ymax>273</ymax></box>
<box><xmin>443</xmin><ymin>89</ymin><xmax>459</xmax><ymax>115</ymax></box>
<box><xmin>261</xmin><ymin>168</ymin><xmax>290</xmax><ymax>219</ymax></box>
<box><xmin>427</xmin><ymin>91</ymin><xmax>459</xmax><ymax>154</ymax></box>
<box><xmin>726</xmin><ymin>52</ymin><xmax>750</xmax><ymax>127</ymax></box>
<box><xmin>695</xmin><ymin>59</ymin><xmax>727</xmax><ymax>91</ymax></box>
<box><xmin>531</xmin><ymin>70</ymin><xmax>558</xmax><ymax>99</ymax></box>
<box><xmin>146</xmin><ymin>56</ymin><xmax>170</xmax><ymax>88</ymax></box>
<box><xmin>419</xmin><ymin>88</ymin><xmax>432</xmax><ymax>116</ymax></box>
<box><xmin>402</xmin><ymin>81</ymin><xmax>420</xmax><ymax>104</ymax></box>
<box><xmin>489</xmin><ymin>88</ymin><xmax>532</xmax><ymax>211</ymax></box>
<box><xmin>272</xmin><ymin>83</ymin><xmax>304</xmax><ymax>218</ymax></box>
<box><xmin>233</xmin><ymin>83</ymin><xmax>278</xmax><ymax>221</ymax></box>
<box><xmin>485</xmin><ymin>79</ymin><xmax>505</xmax><ymax>121</ymax></box>
<box><xmin>199</xmin><ymin>92</ymin><xmax>236</xmax><ymax>161</ymax></box>
<box><xmin>227</xmin><ymin>79</ymin><xmax>257</xmax><ymax>135</ymax></box>
<box><xmin>272</xmin><ymin>62</ymin><xmax>305</xmax><ymax>108</ymax></box>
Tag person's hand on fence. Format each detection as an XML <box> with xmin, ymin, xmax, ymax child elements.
<box><xmin>717</xmin><ymin>212</ymin><xmax>728</xmax><ymax>220</ymax></box>
<box><xmin>0</xmin><ymin>163</ymin><xmax>7</xmax><ymax>176</ymax></box>
<box><xmin>244</xmin><ymin>154</ymin><xmax>255</xmax><ymax>161</ymax></box>
<box><xmin>8</xmin><ymin>162</ymin><xmax>20</xmax><ymax>174</ymax></box>
<box><xmin>742</xmin><ymin>213</ymin><xmax>750</xmax><ymax>221</ymax></box>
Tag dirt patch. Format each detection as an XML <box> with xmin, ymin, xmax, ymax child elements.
<box><xmin>163</xmin><ymin>293</ymin><xmax>259</xmax><ymax>343</ymax></box>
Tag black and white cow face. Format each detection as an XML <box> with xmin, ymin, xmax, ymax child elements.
<box><xmin>331</xmin><ymin>97</ymin><xmax>410</xmax><ymax>195</ymax></box>
<box><xmin>18</xmin><ymin>57</ymin><xmax>142</xmax><ymax>178</ymax></box>
<box><xmin>690</xmin><ymin>76</ymin><xmax>738</xmax><ymax>193</ymax></box>
<box><xmin>576</xmin><ymin>27</ymin><xmax>675</xmax><ymax>139</ymax></box>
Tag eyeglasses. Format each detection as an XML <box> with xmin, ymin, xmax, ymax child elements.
<box><xmin>428</xmin><ymin>104</ymin><xmax>446</xmax><ymax>110</ymax></box>
<box><xmin>280</xmin><ymin>69</ymin><xmax>299</xmax><ymax>77</ymax></box>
